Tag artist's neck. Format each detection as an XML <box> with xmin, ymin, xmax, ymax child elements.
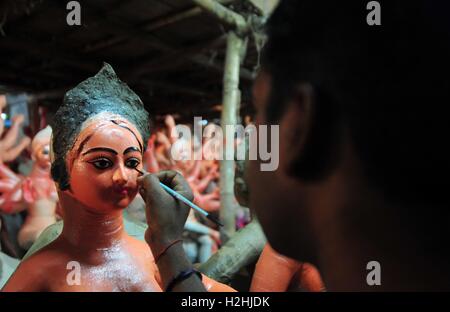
<box><xmin>318</xmin><ymin>200</ymin><xmax>450</xmax><ymax>291</ymax></box>
<box><xmin>58</xmin><ymin>192</ymin><xmax>127</xmax><ymax>252</ymax></box>
<box><xmin>314</xmin><ymin>137</ymin><xmax>450</xmax><ymax>291</ymax></box>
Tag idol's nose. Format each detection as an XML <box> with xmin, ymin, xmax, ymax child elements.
<box><xmin>112</xmin><ymin>163</ymin><xmax>128</xmax><ymax>186</ymax></box>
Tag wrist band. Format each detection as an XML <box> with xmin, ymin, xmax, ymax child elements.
<box><xmin>165</xmin><ymin>268</ymin><xmax>203</xmax><ymax>292</ymax></box>
<box><xmin>154</xmin><ymin>239</ymin><xmax>183</xmax><ymax>263</ymax></box>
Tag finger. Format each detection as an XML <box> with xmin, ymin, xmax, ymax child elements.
<box><xmin>137</xmin><ymin>173</ymin><xmax>147</xmax><ymax>185</ymax></box>
<box><xmin>137</xmin><ymin>174</ymin><xmax>148</xmax><ymax>192</ymax></box>
<box><xmin>156</xmin><ymin>170</ymin><xmax>194</xmax><ymax>201</ymax></box>
<box><xmin>138</xmin><ymin>173</ymin><xmax>168</xmax><ymax>204</ymax></box>
<box><xmin>155</xmin><ymin>170</ymin><xmax>178</xmax><ymax>185</ymax></box>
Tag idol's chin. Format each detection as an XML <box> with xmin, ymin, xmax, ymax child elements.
<box><xmin>114</xmin><ymin>195</ymin><xmax>136</xmax><ymax>210</ymax></box>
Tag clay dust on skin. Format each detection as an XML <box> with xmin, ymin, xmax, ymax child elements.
<box><xmin>87</xmin><ymin>241</ymin><xmax>159</xmax><ymax>292</ymax></box>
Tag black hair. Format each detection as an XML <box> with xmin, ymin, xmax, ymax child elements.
<box><xmin>50</xmin><ymin>63</ymin><xmax>150</xmax><ymax>190</ymax></box>
<box><xmin>262</xmin><ymin>0</ymin><xmax>450</xmax><ymax>206</ymax></box>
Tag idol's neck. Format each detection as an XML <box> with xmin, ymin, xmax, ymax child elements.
<box><xmin>30</xmin><ymin>161</ymin><xmax>51</xmax><ymax>178</ymax></box>
<box><xmin>58</xmin><ymin>191</ymin><xmax>127</xmax><ymax>253</ymax></box>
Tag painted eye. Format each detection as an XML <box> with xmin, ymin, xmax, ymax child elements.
<box><xmin>42</xmin><ymin>146</ymin><xmax>50</xmax><ymax>155</ymax></box>
<box><xmin>125</xmin><ymin>158</ymin><xmax>140</xmax><ymax>169</ymax></box>
<box><xmin>89</xmin><ymin>158</ymin><xmax>113</xmax><ymax>170</ymax></box>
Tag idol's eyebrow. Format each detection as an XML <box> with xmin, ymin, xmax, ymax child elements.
<box><xmin>123</xmin><ymin>146</ymin><xmax>141</xmax><ymax>155</ymax></box>
<box><xmin>82</xmin><ymin>147</ymin><xmax>118</xmax><ymax>156</ymax></box>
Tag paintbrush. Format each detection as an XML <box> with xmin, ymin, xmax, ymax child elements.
<box><xmin>134</xmin><ymin>168</ymin><xmax>223</xmax><ymax>227</ymax></box>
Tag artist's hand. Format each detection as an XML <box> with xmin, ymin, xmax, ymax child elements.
<box><xmin>137</xmin><ymin>170</ymin><xmax>193</xmax><ymax>253</ymax></box>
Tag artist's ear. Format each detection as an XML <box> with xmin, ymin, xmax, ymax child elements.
<box><xmin>278</xmin><ymin>83</ymin><xmax>315</xmax><ymax>176</ymax></box>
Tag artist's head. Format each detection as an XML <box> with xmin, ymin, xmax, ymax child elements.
<box><xmin>31</xmin><ymin>126</ymin><xmax>52</xmax><ymax>169</ymax></box>
<box><xmin>51</xmin><ymin>63</ymin><xmax>150</xmax><ymax>213</ymax></box>
<box><xmin>248</xmin><ymin>0</ymin><xmax>450</xmax><ymax>263</ymax></box>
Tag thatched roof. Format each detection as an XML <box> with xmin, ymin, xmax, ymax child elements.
<box><xmin>0</xmin><ymin>0</ymin><xmax>265</xmax><ymax>120</ymax></box>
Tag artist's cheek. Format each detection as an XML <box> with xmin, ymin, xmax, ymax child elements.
<box><xmin>252</xmin><ymin>71</ymin><xmax>271</xmax><ymax>125</ymax></box>
<box><xmin>246</xmin><ymin>159</ymin><xmax>261</xmax><ymax>212</ymax></box>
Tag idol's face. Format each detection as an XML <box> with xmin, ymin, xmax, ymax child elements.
<box><xmin>67</xmin><ymin>119</ymin><xmax>144</xmax><ymax>213</ymax></box>
<box><xmin>33</xmin><ymin>142</ymin><xmax>51</xmax><ymax>168</ymax></box>
<box><xmin>172</xmin><ymin>137</ymin><xmax>194</xmax><ymax>172</ymax></box>
<box><xmin>0</xmin><ymin>116</ymin><xmax>4</xmax><ymax>135</ymax></box>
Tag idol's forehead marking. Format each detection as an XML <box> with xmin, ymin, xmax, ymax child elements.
<box><xmin>72</xmin><ymin>113</ymin><xmax>143</xmax><ymax>151</ymax></box>
<box><xmin>76</xmin><ymin>124</ymin><xmax>142</xmax><ymax>157</ymax></box>
<box><xmin>66</xmin><ymin>113</ymin><xmax>143</xmax><ymax>171</ymax></box>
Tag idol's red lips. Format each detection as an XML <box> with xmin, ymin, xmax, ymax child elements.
<box><xmin>112</xmin><ymin>186</ymin><xmax>133</xmax><ymax>196</ymax></box>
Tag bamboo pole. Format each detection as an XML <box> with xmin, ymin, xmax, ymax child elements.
<box><xmin>191</xmin><ymin>0</ymin><xmax>251</xmax><ymax>241</ymax></box>
<box><xmin>219</xmin><ymin>31</ymin><xmax>244</xmax><ymax>242</ymax></box>
<box><xmin>199</xmin><ymin>220</ymin><xmax>267</xmax><ymax>283</ymax></box>
<box><xmin>191</xmin><ymin>0</ymin><xmax>248</xmax><ymax>34</ymax></box>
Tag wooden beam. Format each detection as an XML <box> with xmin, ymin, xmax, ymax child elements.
<box><xmin>24</xmin><ymin>0</ymin><xmax>127</xmax><ymax>73</ymax></box>
<box><xmin>13</xmin><ymin>1</ymin><xmax>255</xmax><ymax>84</ymax></box>
<box><xmin>0</xmin><ymin>0</ymin><xmax>52</xmax><ymax>35</ymax></box>
<box><xmin>137</xmin><ymin>79</ymin><xmax>210</xmax><ymax>97</ymax></box>
<box><xmin>80</xmin><ymin>2</ymin><xmax>255</xmax><ymax>82</ymax></box>
<box><xmin>190</xmin><ymin>53</ymin><xmax>254</xmax><ymax>81</ymax></box>
<box><xmin>0</xmin><ymin>36</ymin><xmax>100</xmax><ymax>73</ymax></box>
<box><xmin>29</xmin><ymin>88</ymin><xmax>68</xmax><ymax>101</ymax></box>
<box><xmin>129</xmin><ymin>35</ymin><xmax>226</xmax><ymax>78</ymax></box>
<box><xmin>0</xmin><ymin>63</ymin><xmax>74</xmax><ymax>89</ymax></box>
<box><xmin>83</xmin><ymin>0</ymin><xmax>238</xmax><ymax>53</ymax></box>
<box><xmin>147</xmin><ymin>101</ymin><xmax>223</xmax><ymax>119</ymax></box>
<box><xmin>84</xmin><ymin>7</ymin><xmax>202</xmax><ymax>53</ymax></box>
